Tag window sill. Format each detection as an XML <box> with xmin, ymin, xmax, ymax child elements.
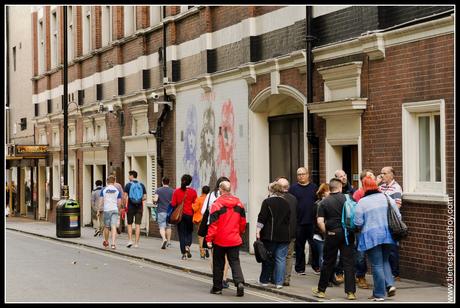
<box><xmin>403</xmin><ymin>193</ymin><xmax>450</xmax><ymax>205</ymax></box>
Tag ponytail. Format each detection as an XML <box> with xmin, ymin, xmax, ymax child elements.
<box><xmin>180</xmin><ymin>174</ymin><xmax>192</xmax><ymax>191</ymax></box>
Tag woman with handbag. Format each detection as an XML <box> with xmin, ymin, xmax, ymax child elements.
<box><xmin>171</xmin><ymin>174</ymin><xmax>198</xmax><ymax>260</ymax></box>
<box><xmin>353</xmin><ymin>176</ymin><xmax>401</xmax><ymax>301</ymax></box>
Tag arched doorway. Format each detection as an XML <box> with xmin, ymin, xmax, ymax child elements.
<box><xmin>247</xmin><ymin>86</ymin><xmax>306</xmax><ymax>252</ymax></box>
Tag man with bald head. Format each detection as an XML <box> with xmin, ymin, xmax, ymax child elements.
<box><xmin>206</xmin><ymin>181</ymin><xmax>246</xmax><ymax>297</ymax></box>
<box><xmin>277</xmin><ymin>177</ymin><xmax>298</xmax><ymax>286</ymax></box>
<box><xmin>335</xmin><ymin>169</ymin><xmax>356</xmax><ymax>195</ymax></box>
<box><xmin>288</xmin><ymin>167</ymin><xmax>319</xmax><ymax>275</ymax></box>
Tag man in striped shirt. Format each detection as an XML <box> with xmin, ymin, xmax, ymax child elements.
<box><xmin>379</xmin><ymin>166</ymin><xmax>403</xmax><ymax>281</ymax></box>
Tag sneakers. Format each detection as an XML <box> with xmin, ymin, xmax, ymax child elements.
<box><xmin>185</xmin><ymin>246</ymin><xmax>192</xmax><ymax>258</ymax></box>
<box><xmin>335</xmin><ymin>274</ymin><xmax>344</xmax><ymax>283</ymax></box>
<box><xmin>116</xmin><ymin>227</ymin><xmax>121</xmax><ymax>234</ymax></box>
<box><xmin>167</xmin><ymin>241</ymin><xmax>171</xmax><ymax>248</ymax></box>
<box><xmin>347</xmin><ymin>292</ymin><xmax>357</xmax><ymax>300</ymax></box>
<box><xmin>275</xmin><ymin>285</ymin><xmax>283</xmax><ymax>289</ymax></box>
<box><xmin>126</xmin><ymin>241</ymin><xmax>133</xmax><ymax>248</ymax></box>
<box><xmin>369</xmin><ymin>296</ymin><xmax>385</xmax><ymax>302</ymax></box>
<box><xmin>205</xmin><ymin>248</ymin><xmax>210</xmax><ymax>258</ymax></box>
<box><xmin>296</xmin><ymin>271</ymin><xmax>306</xmax><ymax>276</ymax></box>
<box><xmin>312</xmin><ymin>287</ymin><xmax>326</xmax><ymax>299</ymax></box>
<box><xmin>236</xmin><ymin>283</ymin><xmax>244</xmax><ymax>297</ymax></box>
<box><xmin>181</xmin><ymin>254</ymin><xmax>187</xmax><ymax>260</ymax></box>
<box><xmin>94</xmin><ymin>229</ymin><xmax>101</xmax><ymax>237</ymax></box>
<box><xmin>258</xmin><ymin>281</ymin><xmax>269</xmax><ymax>287</ymax></box>
<box><xmin>210</xmin><ymin>287</ymin><xmax>222</xmax><ymax>295</ymax></box>
<box><xmin>387</xmin><ymin>286</ymin><xmax>397</xmax><ymax>297</ymax></box>
<box><xmin>313</xmin><ymin>268</ymin><xmax>321</xmax><ymax>275</ymax></box>
<box><xmin>161</xmin><ymin>240</ymin><xmax>167</xmax><ymax>250</ymax></box>
<box><xmin>357</xmin><ymin>277</ymin><xmax>370</xmax><ymax>289</ymax></box>
<box><xmin>222</xmin><ymin>280</ymin><xmax>229</xmax><ymax>289</ymax></box>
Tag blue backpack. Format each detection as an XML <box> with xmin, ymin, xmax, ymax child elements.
<box><xmin>341</xmin><ymin>194</ymin><xmax>357</xmax><ymax>245</ymax></box>
<box><xmin>129</xmin><ymin>181</ymin><xmax>143</xmax><ymax>206</ymax></box>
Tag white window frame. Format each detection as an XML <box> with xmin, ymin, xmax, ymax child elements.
<box><xmin>51</xmin><ymin>9</ymin><xmax>58</xmax><ymax>68</ymax></box>
<box><xmin>402</xmin><ymin>99</ymin><xmax>448</xmax><ymax>203</ymax></box>
<box><xmin>149</xmin><ymin>5</ymin><xmax>162</xmax><ymax>27</ymax></box>
<box><xmin>67</xmin><ymin>6</ymin><xmax>74</xmax><ymax>61</ymax></box>
<box><xmin>101</xmin><ymin>5</ymin><xmax>112</xmax><ymax>47</ymax></box>
<box><xmin>52</xmin><ymin>155</ymin><xmax>60</xmax><ymax>200</ymax></box>
<box><xmin>38</xmin><ymin>18</ymin><xmax>45</xmax><ymax>74</ymax></box>
<box><xmin>82</xmin><ymin>6</ymin><xmax>92</xmax><ymax>54</ymax></box>
<box><xmin>124</xmin><ymin>6</ymin><xmax>136</xmax><ymax>37</ymax></box>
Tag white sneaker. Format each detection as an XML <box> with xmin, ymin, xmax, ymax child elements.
<box><xmin>275</xmin><ymin>285</ymin><xmax>283</xmax><ymax>289</ymax></box>
<box><xmin>258</xmin><ymin>281</ymin><xmax>269</xmax><ymax>287</ymax></box>
<box><xmin>126</xmin><ymin>241</ymin><xmax>133</xmax><ymax>248</ymax></box>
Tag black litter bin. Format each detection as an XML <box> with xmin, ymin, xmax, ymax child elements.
<box><xmin>56</xmin><ymin>199</ymin><xmax>81</xmax><ymax>238</ymax></box>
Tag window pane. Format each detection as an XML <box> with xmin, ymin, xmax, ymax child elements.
<box><xmin>434</xmin><ymin>115</ymin><xmax>441</xmax><ymax>182</ymax></box>
<box><xmin>418</xmin><ymin>116</ymin><xmax>430</xmax><ymax>181</ymax></box>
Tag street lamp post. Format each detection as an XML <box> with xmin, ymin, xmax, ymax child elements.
<box><xmin>56</xmin><ymin>5</ymin><xmax>80</xmax><ymax>238</ymax></box>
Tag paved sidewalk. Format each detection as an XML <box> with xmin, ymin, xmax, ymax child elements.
<box><xmin>5</xmin><ymin>217</ymin><xmax>450</xmax><ymax>303</ymax></box>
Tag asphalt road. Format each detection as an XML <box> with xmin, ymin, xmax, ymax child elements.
<box><xmin>5</xmin><ymin>230</ymin><xmax>299</xmax><ymax>303</ymax></box>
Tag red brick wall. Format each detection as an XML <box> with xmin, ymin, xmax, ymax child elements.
<box><xmin>122</xmin><ymin>36</ymin><xmax>143</xmax><ymax>63</ymax></box>
<box><xmin>45</xmin><ymin>6</ymin><xmax>51</xmax><ymax>71</ymax></box>
<box><xmin>176</xmin><ymin>12</ymin><xmax>201</xmax><ymax>44</ymax></box>
<box><xmin>136</xmin><ymin>6</ymin><xmax>149</xmax><ymax>30</ymax></box>
<box><xmin>75</xmin><ymin>6</ymin><xmax>82</xmax><ymax>57</ymax></box>
<box><xmin>211</xmin><ymin>6</ymin><xmax>248</xmax><ymax>32</ymax></box>
<box><xmin>93</xmin><ymin>6</ymin><xmax>101</xmax><ymax>50</ymax></box>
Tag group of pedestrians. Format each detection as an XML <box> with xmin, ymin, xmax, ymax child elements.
<box><xmin>92</xmin><ymin>164</ymin><xmax>403</xmax><ymax>301</ymax></box>
<box><xmin>311</xmin><ymin>167</ymin><xmax>403</xmax><ymax>301</ymax></box>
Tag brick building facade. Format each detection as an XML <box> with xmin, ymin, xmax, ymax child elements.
<box><xmin>29</xmin><ymin>5</ymin><xmax>454</xmax><ymax>285</ymax></box>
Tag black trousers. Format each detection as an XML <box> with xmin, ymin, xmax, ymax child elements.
<box><xmin>295</xmin><ymin>224</ymin><xmax>318</xmax><ymax>272</ymax></box>
<box><xmin>212</xmin><ymin>244</ymin><xmax>245</xmax><ymax>290</ymax></box>
<box><xmin>177</xmin><ymin>214</ymin><xmax>193</xmax><ymax>254</ymax></box>
<box><xmin>318</xmin><ymin>229</ymin><xmax>356</xmax><ymax>294</ymax></box>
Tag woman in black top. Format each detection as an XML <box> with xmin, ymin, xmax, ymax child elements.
<box><xmin>256</xmin><ymin>182</ymin><xmax>291</xmax><ymax>289</ymax></box>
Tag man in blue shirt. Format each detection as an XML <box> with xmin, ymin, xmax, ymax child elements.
<box><xmin>288</xmin><ymin>167</ymin><xmax>319</xmax><ymax>274</ymax></box>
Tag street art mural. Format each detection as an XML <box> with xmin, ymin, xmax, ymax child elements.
<box><xmin>199</xmin><ymin>107</ymin><xmax>217</xmax><ymax>189</ymax></box>
<box><xmin>217</xmin><ymin>100</ymin><xmax>237</xmax><ymax>193</ymax></box>
<box><xmin>183</xmin><ymin>105</ymin><xmax>200</xmax><ymax>191</ymax></box>
<box><xmin>176</xmin><ymin>80</ymin><xmax>249</xmax><ymax>205</ymax></box>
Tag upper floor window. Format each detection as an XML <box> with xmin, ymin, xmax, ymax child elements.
<box><xmin>124</xmin><ymin>6</ymin><xmax>136</xmax><ymax>37</ymax></box>
<box><xmin>51</xmin><ymin>10</ymin><xmax>58</xmax><ymax>68</ymax></box>
<box><xmin>102</xmin><ymin>6</ymin><xmax>112</xmax><ymax>47</ymax></box>
<box><xmin>38</xmin><ymin>19</ymin><xmax>45</xmax><ymax>74</ymax></box>
<box><xmin>67</xmin><ymin>6</ymin><xmax>74</xmax><ymax>61</ymax></box>
<box><xmin>82</xmin><ymin>6</ymin><xmax>92</xmax><ymax>54</ymax></box>
<box><xmin>150</xmin><ymin>5</ymin><xmax>162</xmax><ymax>26</ymax></box>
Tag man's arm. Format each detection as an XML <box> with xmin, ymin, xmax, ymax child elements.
<box><xmin>317</xmin><ymin>217</ymin><xmax>326</xmax><ymax>234</ymax></box>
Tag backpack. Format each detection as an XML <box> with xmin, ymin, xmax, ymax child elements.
<box><xmin>129</xmin><ymin>181</ymin><xmax>143</xmax><ymax>206</ymax></box>
<box><xmin>341</xmin><ymin>194</ymin><xmax>357</xmax><ymax>246</ymax></box>
<box><xmin>385</xmin><ymin>195</ymin><xmax>408</xmax><ymax>241</ymax></box>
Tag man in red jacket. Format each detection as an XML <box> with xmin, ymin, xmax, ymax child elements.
<box><xmin>206</xmin><ymin>180</ymin><xmax>246</xmax><ymax>297</ymax></box>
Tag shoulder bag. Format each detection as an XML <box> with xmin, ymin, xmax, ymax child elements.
<box><xmin>169</xmin><ymin>190</ymin><xmax>187</xmax><ymax>225</ymax></box>
<box><xmin>385</xmin><ymin>195</ymin><xmax>408</xmax><ymax>241</ymax></box>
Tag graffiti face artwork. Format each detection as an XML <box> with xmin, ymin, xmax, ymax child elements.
<box><xmin>217</xmin><ymin>100</ymin><xmax>237</xmax><ymax>193</ymax></box>
<box><xmin>199</xmin><ymin>107</ymin><xmax>217</xmax><ymax>188</ymax></box>
<box><xmin>183</xmin><ymin>105</ymin><xmax>200</xmax><ymax>190</ymax></box>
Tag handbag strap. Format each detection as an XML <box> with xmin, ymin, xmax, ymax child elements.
<box><xmin>180</xmin><ymin>190</ymin><xmax>188</xmax><ymax>207</ymax></box>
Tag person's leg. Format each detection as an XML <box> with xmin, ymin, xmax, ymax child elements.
<box><xmin>273</xmin><ymin>242</ymin><xmax>289</xmax><ymax>286</ymax></box>
<box><xmin>166</xmin><ymin>226</ymin><xmax>172</xmax><ymax>242</ymax></box>
<box><xmin>198</xmin><ymin>236</ymin><xmax>205</xmax><ymax>257</ymax></box>
<box><xmin>382</xmin><ymin>244</ymin><xmax>395</xmax><ymax>289</ymax></box>
<box><xmin>127</xmin><ymin>208</ymin><xmax>134</xmax><ymax>243</ymax></box>
<box><xmin>317</xmin><ymin>232</ymin><xmax>340</xmax><ymax>293</ymax></box>
<box><xmin>212</xmin><ymin>244</ymin><xmax>226</xmax><ymax>290</ymax></box>
<box><xmin>306</xmin><ymin>224</ymin><xmax>319</xmax><ymax>271</ymax></box>
<box><xmin>284</xmin><ymin>239</ymin><xmax>295</xmax><ymax>285</ymax></box>
<box><xmin>134</xmin><ymin>209</ymin><xmax>142</xmax><ymax>245</ymax></box>
<box><xmin>185</xmin><ymin>215</ymin><xmax>193</xmax><ymax>248</ymax></box>
<box><xmin>367</xmin><ymin>245</ymin><xmax>386</xmax><ymax>298</ymax></box>
<box><xmin>340</xmin><ymin>233</ymin><xmax>356</xmax><ymax>294</ymax></box>
<box><xmin>226</xmin><ymin>246</ymin><xmax>245</xmax><ymax>285</ymax></box>
<box><xmin>295</xmin><ymin>225</ymin><xmax>308</xmax><ymax>273</ymax></box>
<box><xmin>177</xmin><ymin>220</ymin><xmax>186</xmax><ymax>255</ymax></box>
<box><xmin>260</xmin><ymin>241</ymin><xmax>275</xmax><ymax>284</ymax></box>
<box><xmin>223</xmin><ymin>255</ymin><xmax>229</xmax><ymax>282</ymax></box>
<box><xmin>389</xmin><ymin>243</ymin><xmax>400</xmax><ymax>278</ymax></box>
<box><xmin>111</xmin><ymin>212</ymin><xmax>118</xmax><ymax>246</ymax></box>
<box><xmin>159</xmin><ymin>227</ymin><xmax>166</xmax><ymax>241</ymax></box>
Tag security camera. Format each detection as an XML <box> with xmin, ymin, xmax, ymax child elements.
<box><xmin>151</xmin><ymin>92</ymin><xmax>160</xmax><ymax>100</ymax></box>
<box><xmin>149</xmin><ymin>129</ymin><xmax>157</xmax><ymax>135</ymax></box>
<box><xmin>107</xmin><ymin>104</ymin><xmax>114</xmax><ymax>113</ymax></box>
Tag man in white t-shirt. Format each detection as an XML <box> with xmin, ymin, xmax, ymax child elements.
<box><xmin>99</xmin><ymin>175</ymin><xmax>122</xmax><ymax>249</ymax></box>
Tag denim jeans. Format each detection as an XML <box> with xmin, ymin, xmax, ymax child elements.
<box><xmin>367</xmin><ymin>244</ymin><xmax>395</xmax><ymax>298</ymax></box>
<box><xmin>389</xmin><ymin>243</ymin><xmax>400</xmax><ymax>276</ymax></box>
<box><xmin>260</xmin><ymin>241</ymin><xmax>289</xmax><ymax>286</ymax></box>
<box><xmin>355</xmin><ymin>235</ymin><xmax>368</xmax><ymax>278</ymax></box>
<box><xmin>313</xmin><ymin>238</ymin><xmax>324</xmax><ymax>268</ymax></box>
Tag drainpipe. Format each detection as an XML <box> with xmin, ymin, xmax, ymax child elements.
<box><xmin>6</xmin><ymin>6</ymin><xmax>10</xmax><ymax>145</ymax></box>
<box><xmin>155</xmin><ymin>5</ymin><xmax>171</xmax><ymax>179</ymax></box>
<box><xmin>306</xmin><ymin>6</ymin><xmax>320</xmax><ymax>185</ymax></box>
